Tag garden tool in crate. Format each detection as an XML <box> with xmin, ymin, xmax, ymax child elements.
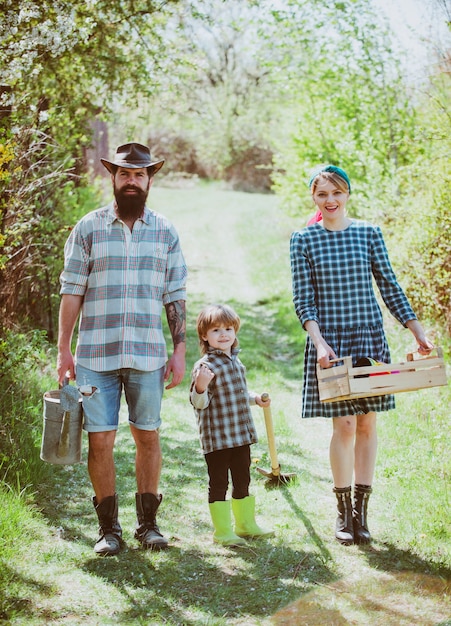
<box><xmin>41</xmin><ymin>378</ymin><xmax>83</xmax><ymax>464</ymax></box>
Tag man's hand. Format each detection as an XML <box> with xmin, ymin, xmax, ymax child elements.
<box><xmin>164</xmin><ymin>344</ymin><xmax>186</xmax><ymax>389</ymax></box>
<box><xmin>57</xmin><ymin>348</ymin><xmax>75</xmax><ymax>385</ymax></box>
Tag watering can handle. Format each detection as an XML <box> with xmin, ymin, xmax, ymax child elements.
<box><xmin>57</xmin><ymin>412</ymin><xmax>71</xmax><ymax>457</ymax></box>
<box><xmin>56</xmin><ymin>377</ymin><xmax>70</xmax><ymax>457</ymax></box>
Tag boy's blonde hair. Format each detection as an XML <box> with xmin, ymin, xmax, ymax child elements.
<box><xmin>196</xmin><ymin>304</ymin><xmax>240</xmax><ymax>355</ymax></box>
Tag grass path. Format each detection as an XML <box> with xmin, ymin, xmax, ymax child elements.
<box><xmin>3</xmin><ymin>183</ymin><xmax>450</xmax><ymax>625</ymax></box>
<box><xmin>154</xmin><ymin>184</ymin><xmax>451</xmax><ymax>625</ymax></box>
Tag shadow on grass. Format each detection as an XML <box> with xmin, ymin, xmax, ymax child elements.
<box><xmin>32</xmin><ymin>420</ymin><xmax>451</xmax><ymax>624</ymax></box>
<box><xmin>79</xmin><ymin>541</ymin><xmax>336</xmax><ymax>625</ymax></box>
<box><xmin>361</xmin><ymin>540</ymin><xmax>451</xmax><ymax>580</ymax></box>
<box><xmin>278</xmin><ymin>487</ymin><xmax>332</xmax><ymax>564</ymax></box>
<box><xmin>31</xmin><ymin>413</ymin><xmax>339</xmax><ymax>624</ymax></box>
<box><xmin>0</xmin><ymin>563</ymin><xmax>57</xmax><ymax>621</ymax></box>
<box><xmin>272</xmin><ymin>567</ymin><xmax>451</xmax><ymax>626</ymax></box>
<box><xmin>21</xmin><ymin>296</ymin><xmax>449</xmax><ymax>624</ymax></box>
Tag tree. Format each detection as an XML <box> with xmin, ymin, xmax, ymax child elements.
<box><xmin>266</xmin><ymin>0</ymin><xmax>417</xmax><ymax>219</ymax></box>
<box><xmin>0</xmin><ymin>0</ymin><xmax>179</xmax><ymax>334</ymax></box>
<box><xmin>396</xmin><ymin>7</ymin><xmax>451</xmax><ymax>334</ymax></box>
<box><xmin>113</xmin><ymin>0</ymin><xmax>284</xmax><ymax>189</ymax></box>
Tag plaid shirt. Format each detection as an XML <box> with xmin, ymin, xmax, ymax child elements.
<box><xmin>190</xmin><ymin>348</ymin><xmax>258</xmax><ymax>455</ymax></box>
<box><xmin>290</xmin><ymin>220</ymin><xmax>416</xmax><ymax>331</ymax></box>
<box><xmin>60</xmin><ymin>202</ymin><xmax>187</xmax><ymax>372</ymax></box>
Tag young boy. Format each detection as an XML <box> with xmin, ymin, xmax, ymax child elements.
<box><xmin>190</xmin><ymin>303</ymin><xmax>274</xmax><ymax>546</ymax></box>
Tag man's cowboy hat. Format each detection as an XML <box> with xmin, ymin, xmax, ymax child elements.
<box><xmin>101</xmin><ymin>142</ymin><xmax>165</xmax><ymax>177</ymax></box>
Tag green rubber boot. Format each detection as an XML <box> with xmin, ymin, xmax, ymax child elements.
<box><xmin>232</xmin><ymin>495</ymin><xmax>275</xmax><ymax>538</ymax></box>
<box><xmin>209</xmin><ymin>501</ymin><xmax>246</xmax><ymax>546</ymax></box>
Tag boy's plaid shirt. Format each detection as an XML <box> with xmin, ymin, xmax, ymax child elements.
<box><xmin>190</xmin><ymin>348</ymin><xmax>258</xmax><ymax>455</ymax></box>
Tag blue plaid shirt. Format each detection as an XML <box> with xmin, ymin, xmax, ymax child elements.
<box><xmin>290</xmin><ymin>220</ymin><xmax>416</xmax><ymax>331</ymax></box>
<box><xmin>60</xmin><ymin>203</ymin><xmax>187</xmax><ymax>372</ymax></box>
<box><xmin>190</xmin><ymin>348</ymin><xmax>258</xmax><ymax>455</ymax></box>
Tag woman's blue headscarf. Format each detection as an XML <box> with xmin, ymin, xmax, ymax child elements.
<box><xmin>308</xmin><ymin>165</ymin><xmax>351</xmax><ymax>193</ymax></box>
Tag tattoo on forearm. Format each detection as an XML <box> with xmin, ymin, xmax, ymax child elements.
<box><xmin>166</xmin><ymin>300</ymin><xmax>186</xmax><ymax>346</ymax></box>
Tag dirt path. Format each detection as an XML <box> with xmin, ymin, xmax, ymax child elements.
<box><xmin>152</xmin><ymin>185</ymin><xmax>280</xmax><ymax>304</ymax></box>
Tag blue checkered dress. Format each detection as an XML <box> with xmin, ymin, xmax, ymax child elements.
<box><xmin>290</xmin><ymin>220</ymin><xmax>417</xmax><ymax>418</ymax></box>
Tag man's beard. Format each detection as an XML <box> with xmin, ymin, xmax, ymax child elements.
<box><xmin>114</xmin><ymin>184</ymin><xmax>149</xmax><ymax>221</ymax></box>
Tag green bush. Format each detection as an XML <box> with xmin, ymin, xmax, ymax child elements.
<box><xmin>0</xmin><ymin>329</ymin><xmax>55</xmax><ymax>491</ymax></box>
<box><xmin>400</xmin><ymin>174</ymin><xmax>451</xmax><ymax>337</ymax></box>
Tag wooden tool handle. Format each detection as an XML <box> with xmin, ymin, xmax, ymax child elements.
<box><xmin>260</xmin><ymin>393</ymin><xmax>280</xmax><ymax>476</ymax></box>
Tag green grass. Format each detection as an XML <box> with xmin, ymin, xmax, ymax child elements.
<box><xmin>1</xmin><ymin>182</ymin><xmax>450</xmax><ymax>624</ymax></box>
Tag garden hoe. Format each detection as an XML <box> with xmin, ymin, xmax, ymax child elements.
<box><xmin>256</xmin><ymin>393</ymin><xmax>296</xmax><ymax>487</ymax></box>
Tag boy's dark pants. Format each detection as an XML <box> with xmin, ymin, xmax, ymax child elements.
<box><xmin>205</xmin><ymin>444</ymin><xmax>251</xmax><ymax>503</ymax></box>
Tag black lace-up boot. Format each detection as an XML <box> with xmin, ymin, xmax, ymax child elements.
<box><xmin>333</xmin><ymin>486</ymin><xmax>354</xmax><ymax>545</ymax></box>
<box><xmin>353</xmin><ymin>484</ymin><xmax>372</xmax><ymax>544</ymax></box>
<box><xmin>135</xmin><ymin>492</ymin><xmax>168</xmax><ymax>550</ymax></box>
<box><xmin>93</xmin><ymin>494</ymin><xmax>122</xmax><ymax>556</ymax></box>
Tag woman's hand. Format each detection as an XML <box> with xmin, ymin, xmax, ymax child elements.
<box><xmin>417</xmin><ymin>341</ymin><xmax>434</xmax><ymax>356</ymax></box>
<box><xmin>316</xmin><ymin>340</ymin><xmax>338</xmax><ymax>369</ymax></box>
<box><xmin>406</xmin><ymin>320</ymin><xmax>434</xmax><ymax>356</ymax></box>
<box><xmin>304</xmin><ymin>320</ymin><xmax>337</xmax><ymax>368</ymax></box>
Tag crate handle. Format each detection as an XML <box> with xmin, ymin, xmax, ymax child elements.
<box><xmin>317</xmin><ymin>356</ymin><xmax>351</xmax><ymax>371</ymax></box>
<box><xmin>406</xmin><ymin>346</ymin><xmax>442</xmax><ymax>362</ymax></box>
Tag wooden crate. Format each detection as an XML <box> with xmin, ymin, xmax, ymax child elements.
<box><xmin>317</xmin><ymin>347</ymin><xmax>447</xmax><ymax>403</ymax></box>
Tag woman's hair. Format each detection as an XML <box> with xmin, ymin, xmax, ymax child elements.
<box><xmin>309</xmin><ymin>164</ymin><xmax>351</xmax><ymax>195</ymax></box>
<box><xmin>196</xmin><ymin>304</ymin><xmax>240</xmax><ymax>355</ymax></box>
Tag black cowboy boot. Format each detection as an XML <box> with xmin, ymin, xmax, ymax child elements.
<box><xmin>93</xmin><ymin>493</ymin><xmax>122</xmax><ymax>556</ymax></box>
<box><xmin>135</xmin><ymin>492</ymin><xmax>168</xmax><ymax>550</ymax></box>
<box><xmin>353</xmin><ymin>484</ymin><xmax>372</xmax><ymax>544</ymax></box>
<box><xmin>333</xmin><ymin>486</ymin><xmax>354</xmax><ymax>545</ymax></box>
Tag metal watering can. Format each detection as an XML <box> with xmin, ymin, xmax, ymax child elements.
<box><xmin>41</xmin><ymin>379</ymin><xmax>83</xmax><ymax>464</ymax></box>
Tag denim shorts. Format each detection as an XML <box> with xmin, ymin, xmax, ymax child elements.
<box><xmin>76</xmin><ymin>364</ymin><xmax>164</xmax><ymax>433</ymax></box>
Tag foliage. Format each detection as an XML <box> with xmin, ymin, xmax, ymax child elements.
<box><xmin>0</xmin><ymin>0</ymin><xmax>180</xmax><ymax>333</ymax></box>
<box><xmin>0</xmin><ymin>140</ymin><xmax>102</xmax><ymax>337</ymax></box>
<box><xmin>110</xmin><ymin>0</ymin><xmax>283</xmax><ymax>190</ymax></box>
<box><xmin>0</xmin><ymin>328</ymin><xmax>55</xmax><ymax>490</ymax></box>
<box><xmin>1</xmin><ymin>0</ymin><xmax>450</xmax><ymax>335</ymax></box>
<box><xmin>268</xmin><ymin>0</ymin><xmax>417</xmax><ymax>220</ymax></box>
<box><xmin>0</xmin><ymin>483</ymin><xmax>48</xmax><ymax>622</ymax></box>
<box><xmin>260</xmin><ymin>0</ymin><xmax>451</xmax><ymax>334</ymax></box>
<box><xmin>396</xmin><ymin>70</ymin><xmax>451</xmax><ymax>335</ymax></box>
<box><xmin>404</xmin><ymin>182</ymin><xmax>451</xmax><ymax>334</ymax></box>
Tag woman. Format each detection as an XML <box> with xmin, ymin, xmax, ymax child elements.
<box><xmin>290</xmin><ymin>164</ymin><xmax>433</xmax><ymax>545</ymax></box>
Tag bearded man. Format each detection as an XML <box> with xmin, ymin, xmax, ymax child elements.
<box><xmin>57</xmin><ymin>143</ymin><xmax>187</xmax><ymax>555</ymax></box>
